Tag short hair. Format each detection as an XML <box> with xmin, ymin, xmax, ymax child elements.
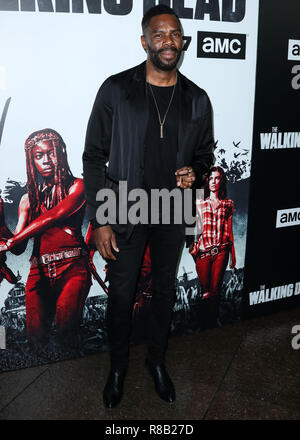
<box><xmin>142</xmin><ymin>5</ymin><xmax>181</xmax><ymax>35</ymax></box>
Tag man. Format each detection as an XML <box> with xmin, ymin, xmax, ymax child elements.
<box><xmin>82</xmin><ymin>5</ymin><xmax>215</xmax><ymax>408</ymax></box>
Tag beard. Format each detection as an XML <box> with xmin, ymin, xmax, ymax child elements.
<box><xmin>147</xmin><ymin>43</ymin><xmax>182</xmax><ymax>71</ymax></box>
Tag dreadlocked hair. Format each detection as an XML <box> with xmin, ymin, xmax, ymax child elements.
<box><xmin>25</xmin><ymin>128</ymin><xmax>75</xmax><ymax>221</ymax></box>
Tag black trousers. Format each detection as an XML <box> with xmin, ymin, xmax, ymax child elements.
<box><xmin>106</xmin><ymin>224</ymin><xmax>185</xmax><ymax>368</ymax></box>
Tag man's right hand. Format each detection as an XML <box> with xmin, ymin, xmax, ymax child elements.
<box><xmin>94</xmin><ymin>225</ymin><xmax>119</xmax><ymax>261</ymax></box>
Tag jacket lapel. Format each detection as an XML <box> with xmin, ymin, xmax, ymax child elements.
<box><xmin>127</xmin><ymin>61</ymin><xmax>149</xmax><ymax>169</ymax></box>
<box><xmin>177</xmin><ymin>72</ymin><xmax>192</xmax><ymax>168</ymax></box>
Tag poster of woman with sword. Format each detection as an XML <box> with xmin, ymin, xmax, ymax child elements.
<box><xmin>0</xmin><ymin>128</ymin><xmax>94</xmax><ymax>349</ymax></box>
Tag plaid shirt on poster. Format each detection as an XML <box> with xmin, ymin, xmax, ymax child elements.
<box><xmin>195</xmin><ymin>197</ymin><xmax>234</xmax><ymax>252</ymax></box>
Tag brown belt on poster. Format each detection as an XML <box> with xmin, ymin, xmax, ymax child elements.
<box><xmin>30</xmin><ymin>247</ymin><xmax>88</xmax><ymax>266</ymax></box>
<box><xmin>197</xmin><ymin>243</ymin><xmax>229</xmax><ymax>260</ymax></box>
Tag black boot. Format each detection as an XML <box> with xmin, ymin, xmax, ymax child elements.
<box><xmin>103</xmin><ymin>366</ymin><xmax>127</xmax><ymax>409</ymax></box>
<box><xmin>146</xmin><ymin>360</ymin><xmax>176</xmax><ymax>403</ymax></box>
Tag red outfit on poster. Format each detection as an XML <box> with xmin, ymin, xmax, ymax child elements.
<box><xmin>190</xmin><ymin>167</ymin><xmax>236</xmax><ymax>302</ymax></box>
<box><xmin>25</xmin><ymin>204</ymin><xmax>91</xmax><ymax>340</ymax></box>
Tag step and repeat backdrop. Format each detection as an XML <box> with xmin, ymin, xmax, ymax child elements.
<box><xmin>243</xmin><ymin>0</ymin><xmax>300</xmax><ymax>318</ymax></box>
<box><xmin>0</xmin><ymin>0</ymin><xmax>298</xmax><ymax>372</ymax></box>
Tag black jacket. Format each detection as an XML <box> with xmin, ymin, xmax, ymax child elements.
<box><xmin>82</xmin><ymin>61</ymin><xmax>215</xmax><ymax>237</ymax></box>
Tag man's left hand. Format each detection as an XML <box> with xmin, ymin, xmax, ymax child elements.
<box><xmin>175</xmin><ymin>166</ymin><xmax>195</xmax><ymax>189</ymax></box>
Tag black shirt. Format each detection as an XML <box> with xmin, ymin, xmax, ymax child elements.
<box><xmin>144</xmin><ymin>83</ymin><xmax>179</xmax><ymax>193</ymax></box>
<box><xmin>143</xmin><ymin>83</ymin><xmax>180</xmax><ymax>224</ymax></box>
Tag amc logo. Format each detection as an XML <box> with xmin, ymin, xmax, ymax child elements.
<box><xmin>276</xmin><ymin>207</ymin><xmax>300</xmax><ymax>228</ymax></box>
<box><xmin>288</xmin><ymin>39</ymin><xmax>300</xmax><ymax>61</ymax></box>
<box><xmin>197</xmin><ymin>31</ymin><xmax>246</xmax><ymax>59</ymax></box>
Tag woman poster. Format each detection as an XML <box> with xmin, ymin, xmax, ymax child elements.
<box><xmin>190</xmin><ymin>166</ymin><xmax>236</xmax><ymax>326</ymax></box>
<box><xmin>0</xmin><ymin>129</ymin><xmax>92</xmax><ymax>348</ymax></box>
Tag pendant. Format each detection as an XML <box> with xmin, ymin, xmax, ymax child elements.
<box><xmin>160</xmin><ymin>124</ymin><xmax>164</xmax><ymax>139</ymax></box>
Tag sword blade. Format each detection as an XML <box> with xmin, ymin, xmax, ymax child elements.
<box><xmin>0</xmin><ymin>97</ymin><xmax>11</xmax><ymax>146</ymax></box>
<box><xmin>88</xmin><ymin>260</ymin><xmax>108</xmax><ymax>295</ymax></box>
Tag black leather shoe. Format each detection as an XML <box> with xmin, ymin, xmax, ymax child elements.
<box><xmin>103</xmin><ymin>367</ymin><xmax>127</xmax><ymax>409</ymax></box>
<box><xmin>146</xmin><ymin>360</ymin><xmax>176</xmax><ymax>403</ymax></box>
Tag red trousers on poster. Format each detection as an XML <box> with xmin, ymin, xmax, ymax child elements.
<box><xmin>195</xmin><ymin>247</ymin><xmax>229</xmax><ymax>301</ymax></box>
<box><xmin>25</xmin><ymin>257</ymin><xmax>91</xmax><ymax>342</ymax></box>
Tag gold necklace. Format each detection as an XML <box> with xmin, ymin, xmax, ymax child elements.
<box><xmin>148</xmin><ymin>81</ymin><xmax>177</xmax><ymax>139</ymax></box>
